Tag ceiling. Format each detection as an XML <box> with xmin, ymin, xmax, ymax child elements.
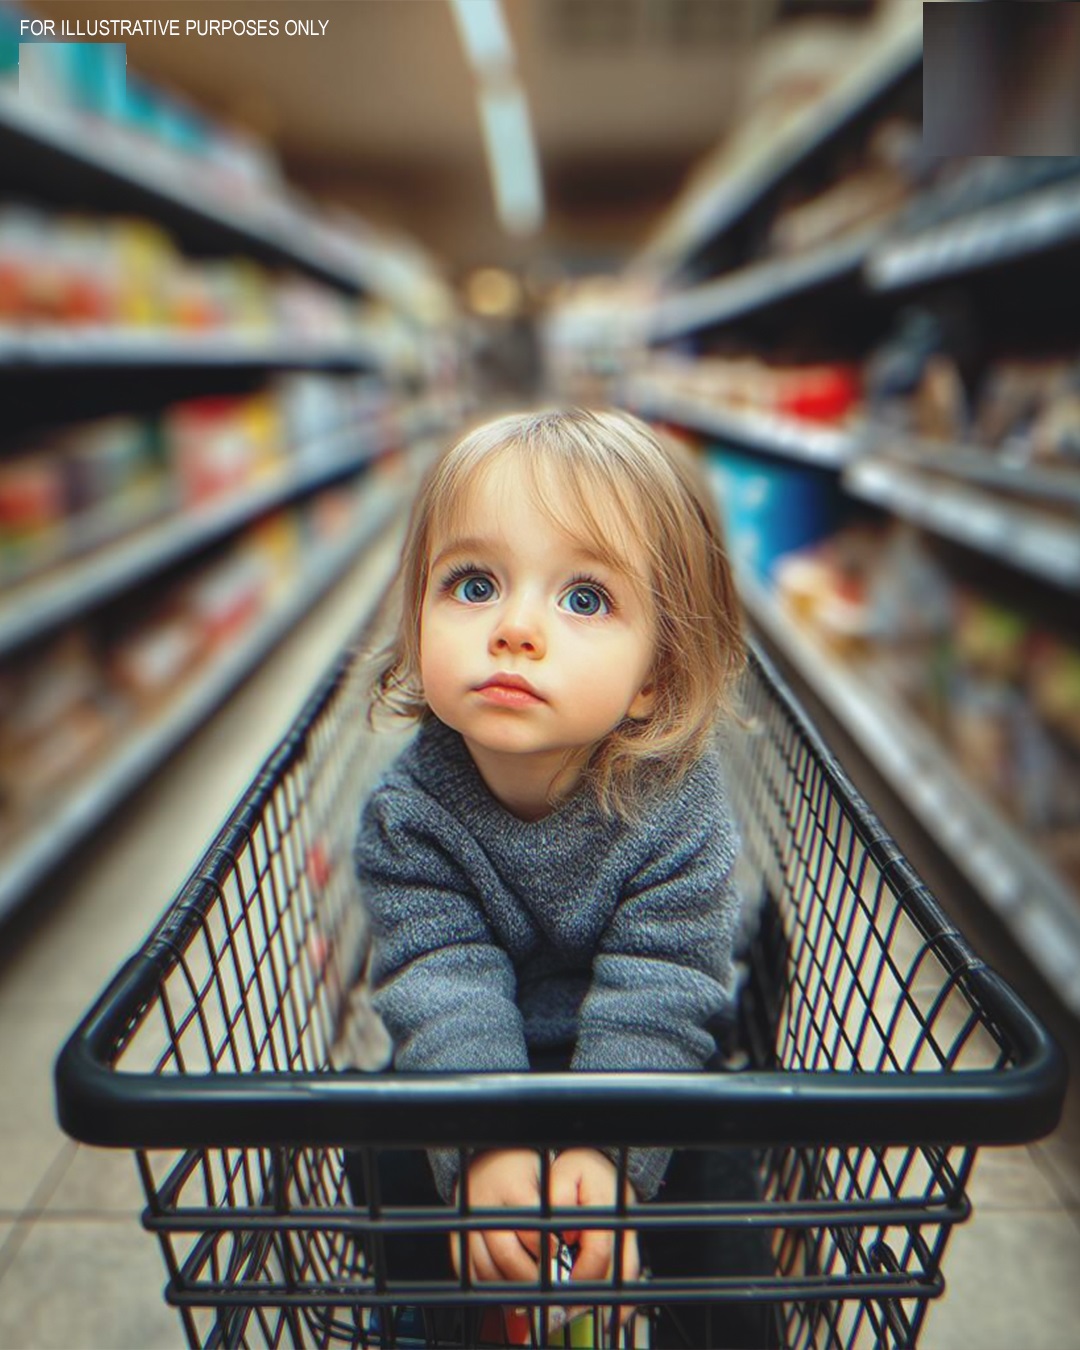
<box><xmin>24</xmin><ymin>0</ymin><xmax>829</xmax><ymax>280</ymax></box>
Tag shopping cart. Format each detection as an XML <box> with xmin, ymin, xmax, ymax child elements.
<box><xmin>55</xmin><ymin>639</ymin><xmax>1065</xmax><ymax>1350</ymax></box>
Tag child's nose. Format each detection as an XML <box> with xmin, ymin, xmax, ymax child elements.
<box><xmin>489</xmin><ymin>608</ymin><xmax>546</xmax><ymax>659</ymax></box>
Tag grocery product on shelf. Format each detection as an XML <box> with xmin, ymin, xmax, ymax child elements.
<box><xmin>0</xmin><ymin>628</ymin><xmax>117</xmax><ymax>844</ymax></box>
<box><xmin>165</xmin><ymin>392</ymin><xmax>282</xmax><ymax>505</ymax></box>
<box><xmin>633</xmin><ymin>353</ymin><xmax>863</xmax><ymax>426</ymax></box>
<box><xmin>707</xmin><ymin>445</ymin><xmax>844</xmax><ymax>581</ymax></box>
<box><xmin>976</xmin><ymin>358</ymin><xmax>1080</xmax><ymax>467</ymax></box>
<box><xmin>771</xmin><ymin>525</ymin><xmax>1080</xmax><ymax>886</ymax></box>
<box><xmin>896</xmin><ymin>157</ymin><xmax>1080</xmax><ymax>237</ymax></box>
<box><xmin>863</xmin><ymin>305</ymin><xmax>975</xmax><ymax>442</ymax></box>
<box><xmin>0</xmin><ymin>375</ymin><xmax>390</xmax><ymax>592</ymax></box>
<box><xmin>765</xmin><ymin>117</ymin><xmax>922</xmax><ymax>259</ymax></box>
<box><xmin>0</xmin><ymin>205</ymin><xmax>378</xmax><ymax>341</ymax></box>
<box><xmin>0</xmin><ymin>473</ymin><xmax>381</xmax><ymax>853</ymax></box>
<box><xmin>1031</xmin><ymin>633</ymin><xmax>1080</xmax><ymax>750</ymax></box>
<box><xmin>0</xmin><ymin>415</ymin><xmax>167</xmax><ymax>583</ymax></box>
<box><xmin>864</xmin><ymin>303</ymin><xmax>1080</xmax><ymax>471</ymax></box>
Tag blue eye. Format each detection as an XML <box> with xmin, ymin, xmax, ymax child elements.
<box><xmin>560</xmin><ymin>584</ymin><xmax>608</xmax><ymax>617</ymax></box>
<box><xmin>451</xmin><ymin>574</ymin><xmax>496</xmax><ymax>603</ymax></box>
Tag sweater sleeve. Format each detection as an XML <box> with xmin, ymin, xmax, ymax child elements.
<box><xmin>355</xmin><ymin>787</ymin><xmax>531</xmax><ymax>1199</ymax></box>
<box><xmin>571</xmin><ymin>787</ymin><xmax>738</xmax><ymax>1199</ymax></box>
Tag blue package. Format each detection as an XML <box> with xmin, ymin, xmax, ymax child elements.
<box><xmin>707</xmin><ymin>445</ymin><xmax>843</xmax><ymax>581</ymax></box>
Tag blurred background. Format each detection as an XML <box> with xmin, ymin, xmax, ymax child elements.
<box><xmin>2</xmin><ymin>1</ymin><xmax>1080</xmax><ymax>1345</ymax></box>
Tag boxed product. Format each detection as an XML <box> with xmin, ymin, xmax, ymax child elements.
<box><xmin>106</xmin><ymin>604</ymin><xmax>205</xmax><ymax>712</ymax></box>
<box><xmin>0</xmin><ymin>450</ymin><xmax>68</xmax><ymax>580</ymax></box>
<box><xmin>60</xmin><ymin>415</ymin><xmax>170</xmax><ymax>539</ymax></box>
<box><xmin>187</xmin><ymin>549</ymin><xmax>270</xmax><ymax>650</ymax></box>
<box><xmin>163</xmin><ymin>394</ymin><xmax>278</xmax><ymax>505</ymax></box>
<box><xmin>1028</xmin><ymin>633</ymin><xmax>1080</xmax><ymax>751</ymax></box>
<box><xmin>0</xmin><ymin>629</ymin><xmax>117</xmax><ymax>817</ymax></box>
<box><xmin>707</xmin><ymin>447</ymin><xmax>842</xmax><ymax>580</ymax></box>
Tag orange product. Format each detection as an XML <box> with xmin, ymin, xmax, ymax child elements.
<box><xmin>0</xmin><ymin>453</ymin><xmax>67</xmax><ymax>529</ymax></box>
<box><xmin>0</xmin><ymin>453</ymin><xmax>69</xmax><ymax>580</ymax></box>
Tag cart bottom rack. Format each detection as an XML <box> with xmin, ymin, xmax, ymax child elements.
<box><xmin>56</xmin><ymin>642</ymin><xmax>1065</xmax><ymax>1349</ymax></box>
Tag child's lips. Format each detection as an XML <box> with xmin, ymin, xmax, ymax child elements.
<box><xmin>475</xmin><ymin>674</ymin><xmax>545</xmax><ymax>706</ymax></box>
<box><xmin>475</xmin><ymin>681</ymin><xmax>545</xmax><ymax>707</ymax></box>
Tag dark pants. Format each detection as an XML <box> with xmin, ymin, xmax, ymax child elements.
<box><xmin>345</xmin><ymin>1053</ymin><xmax>777</xmax><ymax>1348</ymax></box>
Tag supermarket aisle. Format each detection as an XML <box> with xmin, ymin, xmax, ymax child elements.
<box><xmin>0</xmin><ymin>519</ymin><xmax>405</xmax><ymax>1349</ymax></box>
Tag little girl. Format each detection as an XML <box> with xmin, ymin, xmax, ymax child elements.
<box><xmin>354</xmin><ymin>408</ymin><xmax>763</xmax><ymax>1347</ymax></box>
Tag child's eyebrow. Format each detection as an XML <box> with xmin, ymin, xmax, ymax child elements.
<box><xmin>429</xmin><ymin>537</ymin><xmax>497</xmax><ymax>569</ymax></box>
<box><xmin>430</xmin><ymin>536</ymin><xmax>632</xmax><ymax>576</ymax></box>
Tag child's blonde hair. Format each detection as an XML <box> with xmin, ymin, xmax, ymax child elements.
<box><xmin>370</xmin><ymin>407</ymin><xmax>745</xmax><ymax>817</ymax></box>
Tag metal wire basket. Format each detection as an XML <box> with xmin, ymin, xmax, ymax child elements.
<box><xmin>55</xmin><ymin>641</ymin><xmax>1065</xmax><ymax>1349</ymax></box>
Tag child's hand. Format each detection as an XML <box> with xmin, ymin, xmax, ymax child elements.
<box><xmin>451</xmin><ymin>1148</ymin><xmax>543</xmax><ymax>1284</ymax></box>
<box><xmin>549</xmin><ymin>1148</ymin><xmax>642</xmax><ymax>1329</ymax></box>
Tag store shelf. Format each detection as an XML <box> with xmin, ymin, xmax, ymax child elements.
<box><xmin>0</xmin><ymin>421</ymin><xmax>394</xmax><ymax>656</ymax></box>
<box><xmin>623</xmin><ymin>374</ymin><xmax>857</xmax><ymax>467</ymax></box>
<box><xmin>738</xmin><ymin>566</ymin><xmax>1080</xmax><ymax>1018</ymax></box>
<box><xmin>844</xmin><ymin>456</ymin><xmax>1080</xmax><ymax>589</ymax></box>
<box><xmin>0</xmin><ymin>87</ymin><xmax>398</xmax><ymax>299</ymax></box>
<box><xmin>868</xmin><ymin>176</ymin><xmax>1080</xmax><ymax>291</ymax></box>
<box><xmin>0</xmin><ymin>478</ymin><xmax>406</xmax><ymax>922</ymax></box>
<box><xmin>0</xmin><ymin>328</ymin><xmax>391</xmax><ymax>372</ymax></box>
<box><xmin>859</xmin><ymin>428</ymin><xmax>1080</xmax><ymax>509</ymax></box>
<box><xmin>645</xmin><ymin>226</ymin><xmax>880</xmax><ymax>341</ymax></box>
<box><xmin>634</xmin><ymin>14</ymin><xmax>921</xmax><ymax>277</ymax></box>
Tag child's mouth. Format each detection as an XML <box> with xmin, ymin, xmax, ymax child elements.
<box><xmin>475</xmin><ymin>683</ymin><xmax>544</xmax><ymax>707</ymax></box>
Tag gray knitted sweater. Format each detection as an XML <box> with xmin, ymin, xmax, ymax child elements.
<box><xmin>355</xmin><ymin>716</ymin><xmax>740</xmax><ymax>1201</ymax></box>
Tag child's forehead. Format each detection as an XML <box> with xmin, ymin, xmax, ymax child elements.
<box><xmin>428</xmin><ymin>452</ymin><xmax>645</xmax><ymax>573</ymax></box>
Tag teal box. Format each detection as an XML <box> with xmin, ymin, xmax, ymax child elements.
<box><xmin>707</xmin><ymin>445</ymin><xmax>841</xmax><ymax>581</ymax></box>
<box><xmin>71</xmin><ymin>41</ymin><xmax>126</xmax><ymax>119</ymax></box>
<box><xmin>18</xmin><ymin>41</ymin><xmax>125</xmax><ymax>119</ymax></box>
<box><xmin>0</xmin><ymin>7</ymin><xmax>23</xmax><ymax>81</ymax></box>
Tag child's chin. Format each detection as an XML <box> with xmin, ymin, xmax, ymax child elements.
<box><xmin>469</xmin><ymin>726</ymin><xmax>547</xmax><ymax>755</ymax></box>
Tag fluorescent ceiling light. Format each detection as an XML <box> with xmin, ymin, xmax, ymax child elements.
<box><xmin>477</xmin><ymin>82</ymin><xmax>545</xmax><ymax>236</ymax></box>
<box><xmin>447</xmin><ymin>0</ymin><xmax>513</xmax><ymax>77</ymax></box>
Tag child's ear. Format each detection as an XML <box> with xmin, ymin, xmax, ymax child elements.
<box><xmin>627</xmin><ymin>682</ymin><xmax>655</xmax><ymax>721</ymax></box>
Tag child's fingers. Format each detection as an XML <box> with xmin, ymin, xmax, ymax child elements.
<box><xmin>483</xmin><ymin>1227</ymin><xmax>541</xmax><ymax>1284</ymax></box>
<box><xmin>468</xmin><ymin>1234</ymin><xmax>501</xmax><ymax>1286</ymax></box>
<box><xmin>569</xmin><ymin>1229</ymin><xmax>614</xmax><ymax>1284</ymax></box>
<box><xmin>611</xmin><ymin>1234</ymin><xmax>643</xmax><ymax>1334</ymax></box>
<box><xmin>547</xmin><ymin>1166</ymin><xmax>580</xmax><ymax>1210</ymax></box>
<box><xmin>571</xmin><ymin>1230</ymin><xmax>642</xmax><ymax>1333</ymax></box>
<box><xmin>449</xmin><ymin>1229</ymin><xmax>465</xmax><ymax>1279</ymax></box>
<box><xmin>616</xmin><ymin>1302</ymin><xmax>648</xmax><ymax>1333</ymax></box>
<box><xmin>616</xmin><ymin>1230</ymin><xmax>641</xmax><ymax>1285</ymax></box>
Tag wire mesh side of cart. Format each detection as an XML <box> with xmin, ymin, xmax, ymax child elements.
<box><xmin>55</xmin><ymin>644</ymin><xmax>1063</xmax><ymax>1350</ymax></box>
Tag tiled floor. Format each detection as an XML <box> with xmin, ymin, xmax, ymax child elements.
<box><xmin>1</xmin><ymin>520</ymin><xmax>1079</xmax><ymax>1348</ymax></box>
